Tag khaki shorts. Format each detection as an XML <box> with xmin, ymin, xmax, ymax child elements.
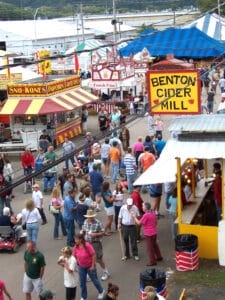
<box><xmin>91</xmin><ymin>241</ymin><xmax>103</xmax><ymax>262</ymax></box>
<box><xmin>23</xmin><ymin>273</ymin><xmax>43</xmax><ymax>295</ymax></box>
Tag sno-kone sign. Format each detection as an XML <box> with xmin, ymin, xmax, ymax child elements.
<box><xmin>147</xmin><ymin>70</ymin><xmax>200</xmax><ymax>114</ymax></box>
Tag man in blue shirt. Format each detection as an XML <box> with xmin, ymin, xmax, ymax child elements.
<box><xmin>63</xmin><ymin>189</ymin><xmax>77</xmax><ymax>246</ymax></box>
<box><xmin>89</xmin><ymin>164</ymin><xmax>104</xmax><ymax>204</ymax></box>
<box><xmin>154</xmin><ymin>135</ymin><xmax>166</xmax><ymax>157</ymax></box>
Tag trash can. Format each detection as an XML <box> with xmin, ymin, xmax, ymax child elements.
<box><xmin>175</xmin><ymin>234</ymin><xmax>199</xmax><ymax>271</ymax></box>
<box><xmin>139</xmin><ymin>268</ymin><xmax>167</xmax><ymax>299</ymax></box>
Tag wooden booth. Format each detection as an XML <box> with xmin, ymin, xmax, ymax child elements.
<box><xmin>0</xmin><ymin>75</ymin><xmax>98</xmax><ymax>150</ymax></box>
<box><xmin>135</xmin><ymin>114</ymin><xmax>225</xmax><ymax>259</ymax></box>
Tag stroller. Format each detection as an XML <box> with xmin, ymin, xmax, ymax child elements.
<box><xmin>0</xmin><ymin>226</ymin><xmax>26</xmax><ymax>252</ymax></box>
<box><xmin>119</xmin><ymin>159</ymin><xmax>127</xmax><ymax>179</ymax></box>
<box><xmin>24</xmin><ymin>167</ymin><xmax>34</xmax><ymax>193</ymax></box>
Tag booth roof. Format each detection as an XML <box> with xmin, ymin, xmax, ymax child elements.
<box><xmin>0</xmin><ymin>88</ymin><xmax>97</xmax><ymax>115</ymax></box>
<box><xmin>134</xmin><ymin>138</ymin><xmax>225</xmax><ymax>185</ymax></box>
<box><xmin>119</xmin><ymin>27</ymin><xmax>225</xmax><ymax>58</ymax></box>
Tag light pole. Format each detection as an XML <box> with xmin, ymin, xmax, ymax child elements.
<box><xmin>34</xmin><ymin>7</ymin><xmax>41</xmax><ymax>42</ymax></box>
<box><xmin>218</xmin><ymin>0</ymin><xmax>221</xmax><ymax>41</ymax></box>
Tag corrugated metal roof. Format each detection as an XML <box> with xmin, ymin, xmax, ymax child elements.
<box><xmin>134</xmin><ymin>138</ymin><xmax>225</xmax><ymax>185</ymax></box>
<box><xmin>168</xmin><ymin>114</ymin><xmax>225</xmax><ymax>133</ymax></box>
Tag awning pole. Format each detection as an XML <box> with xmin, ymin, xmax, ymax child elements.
<box><xmin>176</xmin><ymin>157</ymin><xmax>182</xmax><ymax>225</ymax></box>
<box><xmin>191</xmin><ymin>160</ymin><xmax>196</xmax><ymax>198</ymax></box>
<box><xmin>222</xmin><ymin>159</ymin><xmax>224</xmax><ymax>220</ymax></box>
<box><xmin>204</xmin><ymin>159</ymin><xmax>208</xmax><ymax>178</ymax></box>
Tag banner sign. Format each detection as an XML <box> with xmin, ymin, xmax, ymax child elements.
<box><xmin>0</xmin><ymin>73</ymin><xmax>22</xmax><ymax>90</ymax></box>
<box><xmin>147</xmin><ymin>70</ymin><xmax>200</xmax><ymax>114</ymax></box>
<box><xmin>8</xmin><ymin>76</ymin><xmax>80</xmax><ymax>97</ymax></box>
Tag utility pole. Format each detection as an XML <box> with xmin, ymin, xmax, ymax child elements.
<box><xmin>80</xmin><ymin>3</ymin><xmax>85</xmax><ymax>43</ymax></box>
<box><xmin>112</xmin><ymin>0</ymin><xmax>117</xmax><ymax>44</ymax></box>
<box><xmin>218</xmin><ymin>0</ymin><xmax>221</xmax><ymax>41</ymax></box>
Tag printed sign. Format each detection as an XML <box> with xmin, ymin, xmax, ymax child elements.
<box><xmin>8</xmin><ymin>76</ymin><xmax>80</xmax><ymax>97</ymax></box>
<box><xmin>147</xmin><ymin>70</ymin><xmax>200</xmax><ymax>114</ymax></box>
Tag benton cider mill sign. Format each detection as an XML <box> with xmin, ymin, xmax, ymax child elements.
<box><xmin>146</xmin><ymin>70</ymin><xmax>201</xmax><ymax>114</ymax></box>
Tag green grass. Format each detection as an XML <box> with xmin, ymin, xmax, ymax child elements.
<box><xmin>169</xmin><ymin>259</ymin><xmax>225</xmax><ymax>287</ymax></box>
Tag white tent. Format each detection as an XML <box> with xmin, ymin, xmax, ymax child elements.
<box><xmin>185</xmin><ymin>13</ymin><xmax>225</xmax><ymax>41</ymax></box>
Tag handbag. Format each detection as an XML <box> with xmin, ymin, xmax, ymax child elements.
<box><xmin>49</xmin><ymin>205</ymin><xmax>59</xmax><ymax>214</ymax></box>
<box><xmin>22</xmin><ymin>211</ymin><xmax>31</xmax><ymax>230</ymax></box>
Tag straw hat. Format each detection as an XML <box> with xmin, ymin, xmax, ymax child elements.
<box><xmin>84</xmin><ymin>209</ymin><xmax>96</xmax><ymax>218</ymax></box>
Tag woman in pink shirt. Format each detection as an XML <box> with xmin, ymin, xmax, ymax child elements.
<box><xmin>132</xmin><ymin>202</ymin><xmax>163</xmax><ymax>266</ymax></box>
<box><xmin>133</xmin><ymin>136</ymin><xmax>144</xmax><ymax>166</ymax></box>
<box><xmin>73</xmin><ymin>233</ymin><xmax>104</xmax><ymax>300</ymax></box>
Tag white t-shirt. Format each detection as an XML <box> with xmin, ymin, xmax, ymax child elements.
<box><xmin>32</xmin><ymin>190</ymin><xmax>43</xmax><ymax>208</ymax></box>
<box><xmin>21</xmin><ymin>208</ymin><xmax>41</xmax><ymax>223</ymax></box>
<box><xmin>112</xmin><ymin>190</ymin><xmax>124</xmax><ymax>207</ymax></box>
<box><xmin>101</xmin><ymin>143</ymin><xmax>111</xmax><ymax>159</ymax></box>
<box><xmin>58</xmin><ymin>255</ymin><xmax>78</xmax><ymax>288</ymax></box>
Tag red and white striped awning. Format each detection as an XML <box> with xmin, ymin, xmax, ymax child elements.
<box><xmin>0</xmin><ymin>88</ymin><xmax>98</xmax><ymax>115</ymax></box>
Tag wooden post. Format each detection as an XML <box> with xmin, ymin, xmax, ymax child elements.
<box><xmin>176</xmin><ymin>157</ymin><xmax>182</xmax><ymax>225</ymax></box>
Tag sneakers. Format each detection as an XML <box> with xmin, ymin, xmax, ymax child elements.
<box><xmin>86</xmin><ymin>274</ymin><xmax>91</xmax><ymax>282</ymax></box>
<box><xmin>134</xmin><ymin>256</ymin><xmax>140</xmax><ymax>261</ymax></box>
<box><xmin>101</xmin><ymin>270</ymin><xmax>110</xmax><ymax>281</ymax></box>
<box><xmin>98</xmin><ymin>290</ymin><xmax>105</xmax><ymax>299</ymax></box>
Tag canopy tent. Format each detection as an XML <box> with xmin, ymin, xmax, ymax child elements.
<box><xmin>134</xmin><ymin>114</ymin><xmax>225</xmax><ymax>185</ymax></box>
<box><xmin>119</xmin><ymin>27</ymin><xmax>225</xmax><ymax>58</ymax></box>
<box><xmin>0</xmin><ymin>66</ymin><xmax>41</xmax><ymax>81</ymax></box>
<box><xmin>65</xmin><ymin>39</ymin><xmax>111</xmax><ymax>57</ymax></box>
<box><xmin>185</xmin><ymin>13</ymin><xmax>225</xmax><ymax>41</ymax></box>
<box><xmin>0</xmin><ymin>88</ymin><xmax>98</xmax><ymax>115</ymax></box>
<box><xmin>134</xmin><ymin>139</ymin><xmax>225</xmax><ymax>185</ymax></box>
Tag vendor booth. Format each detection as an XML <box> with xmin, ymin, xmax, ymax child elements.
<box><xmin>134</xmin><ymin>114</ymin><xmax>225</xmax><ymax>259</ymax></box>
<box><xmin>0</xmin><ymin>75</ymin><xmax>98</xmax><ymax>150</ymax></box>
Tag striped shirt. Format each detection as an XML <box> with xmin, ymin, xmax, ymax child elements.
<box><xmin>123</xmin><ymin>154</ymin><xmax>136</xmax><ymax>175</ymax></box>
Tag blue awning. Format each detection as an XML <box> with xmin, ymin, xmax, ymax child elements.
<box><xmin>119</xmin><ymin>27</ymin><xmax>225</xmax><ymax>58</ymax></box>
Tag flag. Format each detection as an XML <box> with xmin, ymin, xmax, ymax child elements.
<box><xmin>74</xmin><ymin>54</ymin><xmax>79</xmax><ymax>73</ymax></box>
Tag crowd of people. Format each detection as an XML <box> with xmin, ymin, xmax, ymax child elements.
<box><xmin>0</xmin><ymin>105</ymin><xmax>170</xmax><ymax>300</ymax></box>
<box><xmin>0</xmin><ymin>87</ymin><xmax>223</xmax><ymax>299</ymax></box>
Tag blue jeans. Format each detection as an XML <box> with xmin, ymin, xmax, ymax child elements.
<box><xmin>111</xmin><ymin>162</ymin><xmax>119</xmax><ymax>183</ymax></box>
<box><xmin>65</xmin><ymin>156</ymin><xmax>75</xmax><ymax>169</ymax></box>
<box><xmin>0</xmin><ymin>197</ymin><xmax>13</xmax><ymax>216</ymax></box>
<box><xmin>26</xmin><ymin>222</ymin><xmax>39</xmax><ymax>245</ymax></box>
<box><xmin>126</xmin><ymin>173</ymin><xmax>137</xmax><ymax>194</ymax></box>
<box><xmin>64</xmin><ymin>218</ymin><xmax>75</xmax><ymax>246</ymax></box>
<box><xmin>78</xmin><ymin>265</ymin><xmax>103</xmax><ymax>300</ymax></box>
<box><xmin>53</xmin><ymin>211</ymin><xmax>67</xmax><ymax>239</ymax></box>
<box><xmin>43</xmin><ymin>176</ymin><xmax>55</xmax><ymax>191</ymax></box>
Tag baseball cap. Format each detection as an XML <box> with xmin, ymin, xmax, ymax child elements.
<box><xmin>126</xmin><ymin>198</ymin><xmax>133</xmax><ymax>205</ymax></box>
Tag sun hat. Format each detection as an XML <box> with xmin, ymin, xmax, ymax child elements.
<box><xmin>126</xmin><ymin>198</ymin><xmax>133</xmax><ymax>205</ymax></box>
<box><xmin>84</xmin><ymin>209</ymin><xmax>96</xmax><ymax>218</ymax></box>
<box><xmin>39</xmin><ymin>289</ymin><xmax>55</xmax><ymax>298</ymax></box>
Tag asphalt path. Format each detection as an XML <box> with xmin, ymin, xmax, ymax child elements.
<box><xmin>0</xmin><ymin>87</ymin><xmax>222</xmax><ymax>300</ymax></box>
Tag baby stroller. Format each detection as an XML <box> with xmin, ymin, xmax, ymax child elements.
<box><xmin>75</xmin><ymin>153</ymin><xmax>89</xmax><ymax>178</ymax></box>
<box><xmin>0</xmin><ymin>226</ymin><xmax>26</xmax><ymax>252</ymax></box>
<box><xmin>119</xmin><ymin>160</ymin><xmax>127</xmax><ymax>179</ymax></box>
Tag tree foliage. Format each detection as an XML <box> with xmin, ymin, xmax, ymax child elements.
<box><xmin>0</xmin><ymin>0</ymin><xmax>223</xmax><ymax>19</ymax></box>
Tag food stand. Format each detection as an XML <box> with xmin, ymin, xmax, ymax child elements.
<box><xmin>134</xmin><ymin>114</ymin><xmax>225</xmax><ymax>259</ymax></box>
<box><xmin>0</xmin><ymin>75</ymin><xmax>98</xmax><ymax>150</ymax></box>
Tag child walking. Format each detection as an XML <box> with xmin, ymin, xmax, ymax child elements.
<box><xmin>58</xmin><ymin>246</ymin><xmax>79</xmax><ymax>300</ymax></box>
